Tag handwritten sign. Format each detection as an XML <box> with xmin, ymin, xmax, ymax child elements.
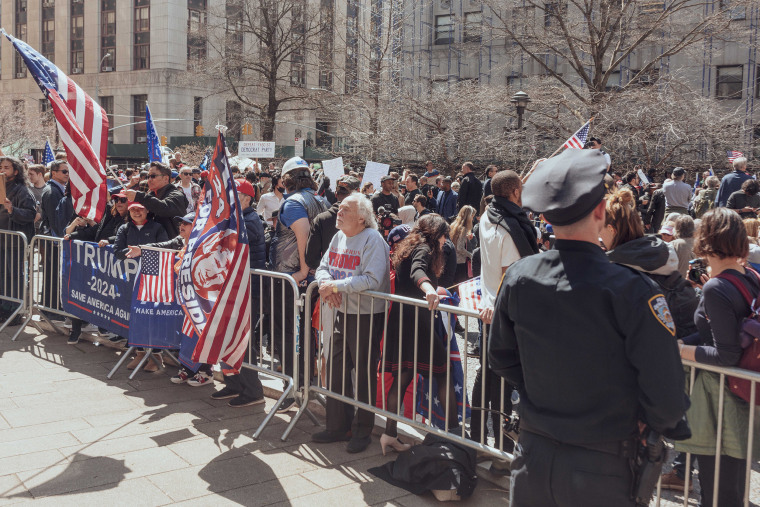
<box><xmin>238</xmin><ymin>141</ymin><xmax>275</xmax><ymax>159</ymax></box>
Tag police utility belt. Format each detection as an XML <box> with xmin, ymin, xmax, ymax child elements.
<box><xmin>519</xmin><ymin>423</ymin><xmax>636</xmax><ymax>458</ymax></box>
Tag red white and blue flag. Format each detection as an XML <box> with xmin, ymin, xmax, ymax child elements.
<box><xmin>178</xmin><ymin>130</ymin><xmax>251</xmax><ymax>370</ymax></box>
<box><xmin>457</xmin><ymin>277</ymin><xmax>483</xmax><ymax>312</ymax></box>
<box><xmin>563</xmin><ymin>120</ymin><xmax>592</xmax><ymax>150</ymax></box>
<box><xmin>137</xmin><ymin>249</ymin><xmax>176</xmax><ymax>303</ymax></box>
<box><xmin>2</xmin><ymin>30</ymin><xmax>108</xmax><ymax>222</ymax></box>
<box><xmin>727</xmin><ymin>151</ymin><xmax>743</xmax><ymax>163</ymax></box>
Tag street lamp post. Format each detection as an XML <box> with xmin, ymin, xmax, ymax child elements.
<box><xmin>95</xmin><ymin>52</ymin><xmax>111</xmax><ymax>103</ymax></box>
<box><xmin>510</xmin><ymin>90</ymin><xmax>531</xmax><ymax>130</ymax></box>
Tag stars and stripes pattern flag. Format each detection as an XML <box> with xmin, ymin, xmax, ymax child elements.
<box><xmin>457</xmin><ymin>276</ymin><xmax>483</xmax><ymax>313</ymax></box>
<box><xmin>727</xmin><ymin>151</ymin><xmax>743</xmax><ymax>163</ymax></box>
<box><xmin>137</xmin><ymin>249</ymin><xmax>176</xmax><ymax>303</ymax></box>
<box><xmin>44</xmin><ymin>139</ymin><xmax>55</xmax><ymax>166</ymax></box>
<box><xmin>2</xmin><ymin>30</ymin><xmax>108</xmax><ymax>222</ymax></box>
<box><xmin>563</xmin><ymin>120</ymin><xmax>592</xmax><ymax>150</ymax></box>
<box><xmin>146</xmin><ymin>104</ymin><xmax>162</xmax><ymax>163</ymax></box>
<box><xmin>182</xmin><ymin>316</ymin><xmax>195</xmax><ymax>338</ymax></box>
<box><xmin>178</xmin><ymin>129</ymin><xmax>251</xmax><ymax>370</ymax></box>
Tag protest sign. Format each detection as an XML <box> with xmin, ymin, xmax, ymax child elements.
<box><xmin>362</xmin><ymin>161</ymin><xmax>390</xmax><ymax>192</ymax></box>
<box><xmin>322</xmin><ymin>157</ymin><xmax>344</xmax><ymax>191</ymax></box>
<box><xmin>238</xmin><ymin>141</ymin><xmax>275</xmax><ymax>159</ymax></box>
<box><xmin>637</xmin><ymin>169</ymin><xmax>650</xmax><ymax>185</ymax></box>
<box><xmin>0</xmin><ymin>174</ymin><xmax>5</xmax><ymax>206</ymax></box>
<box><xmin>61</xmin><ymin>240</ymin><xmax>139</xmax><ymax>335</ymax></box>
<box><xmin>294</xmin><ymin>138</ymin><xmax>304</xmax><ymax>157</ymax></box>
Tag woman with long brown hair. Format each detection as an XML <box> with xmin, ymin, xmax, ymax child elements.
<box><xmin>380</xmin><ymin>214</ymin><xmax>459</xmax><ymax>454</ymax></box>
<box><xmin>449</xmin><ymin>205</ymin><xmax>476</xmax><ymax>284</ymax></box>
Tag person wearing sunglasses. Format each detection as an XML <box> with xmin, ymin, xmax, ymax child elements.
<box><xmin>64</xmin><ymin>191</ymin><xmax>130</xmax><ymax>246</ymax></box>
<box><xmin>40</xmin><ymin>159</ymin><xmax>72</xmax><ymax>238</ymax></box>
<box><xmin>125</xmin><ymin>161</ymin><xmax>188</xmax><ymax>238</ymax></box>
<box><xmin>177</xmin><ymin>168</ymin><xmax>201</xmax><ymax>213</ymax></box>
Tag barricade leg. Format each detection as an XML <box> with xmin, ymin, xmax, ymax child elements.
<box><xmin>108</xmin><ymin>346</ymin><xmax>137</xmax><ymax>379</ymax></box>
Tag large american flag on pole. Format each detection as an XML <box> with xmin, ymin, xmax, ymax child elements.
<box><xmin>137</xmin><ymin>249</ymin><xmax>176</xmax><ymax>303</ymax></box>
<box><xmin>727</xmin><ymin>151</ymin><xmax>744</xmax><ymax>163</ymax></box>
<box><xmin>178</xmin><ymin>129</ymin><xmax>251</xmax><ymax>370</ymax></box>
<box><xmin>3</xmin><ymin>30</ymin><xmax>108</xmax><ymax>222</ymax></box>
<box><xmin>563</xmin><ymin>120</ymin><xmax>592</xmax><ymax>150</ymax></box>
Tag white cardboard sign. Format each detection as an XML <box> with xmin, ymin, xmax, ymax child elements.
<box><xmin>238</xmin><ymin>141</ymin><xmax>275</xmax><ymax>159</ymax></box>
<box><xmin>362</xmin><ymin>161</ymin><xmax>390</xmax><ymax>193</ymax></box>
<box><xmin>322</xmin><ymin>157</ymin><xmax>344</xmax><ymax>191</ymax></box>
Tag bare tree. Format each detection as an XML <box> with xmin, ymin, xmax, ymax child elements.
<box><xmin>205</xmin><ymin>0</ymin><xmax>328</xmax><ymax>141</ymax></box>
<box><xmin>0</xmin><ymin>100</ymin><xmax>50</xmax><ymax>157</ymax></box>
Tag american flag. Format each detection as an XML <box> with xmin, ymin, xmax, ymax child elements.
<box><xmin>457</xmin><ymin>276</ymin><xmax>483</xmax><ymax>312</ymax></box>
<box><xmin>563</xmin><ymin>120</ymin><xmax>592</xmax><ymax>150</ymax></box>
<box><xmin>137</xmin><ymin>249</ymin><xmax>176</xmax><ymax>303</ymax></box>
<box><xmin>181</xmin><ymin>315</ymin><xmax>195</xmax><ymax>338</ymax></box>
<box><xmin>178</xmin><ymin>130</ymin><xmax>251</xmax><ymax>370</ymax></box>
<box><xmin>44</xmin><ymin>140</ymin><xmax>55</xmax><ymax>166</ymax></box>
<box><xmin>3</xmin><ymin>31</ymin><xmax>108</xmax><ymax>222</ymax></box>
<box><xmin>727</xmin><ymin>151</ymin><xmax>744</xmax><ymax>163</ymax></box>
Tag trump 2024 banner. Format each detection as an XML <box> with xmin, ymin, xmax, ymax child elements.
<box><xmin>61</xmin><ymin>240</ymin><xmax>137</xmax><ymax>335</ymax></box>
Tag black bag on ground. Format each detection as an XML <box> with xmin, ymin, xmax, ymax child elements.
<box><xmin>368</xmin><ymin>433</ymin><xmax>478</xmax><ymax>500</ymax></box>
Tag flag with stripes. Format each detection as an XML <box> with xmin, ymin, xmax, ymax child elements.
<box><xmin>457</xmin><ymin>276</ymin><xmax>483</xmax><ymax>313</ymax></box>
<box><xmin>563</xmin><ymin>120</ymin><xmax>592</xmax><ymax>150</ymax></box>
<box><xmin>3</xmin><ymin>30</ymin><xmax>108</xmax><ymax>222</ymax></box>
<box><xmin>44</xmin><ymin>139</ymin><xmax>55</xmax><ymax>166</ymax></box>
<box><xmin>727</xmin><ymin>151</ymin><xmax>743</xmax><ymax>163</ymax></box>
<box><xmin>146</xmin><ymin>104</ymin><xmax>162</xmax><ymax>163</ymax></box>
<box><xmin>178</xmin><ymin>130</ymin><xmax>251</xmax><ymax>370</ymax></box>
<box><xmin>137</xmin><ymin>249</ymin><xmax>175</xmax><ymax>303</ymax></box>
<box><xmin>199</xmin><ymin>149</ymin><xmax>211</xmax><ymax>171</ymax></box>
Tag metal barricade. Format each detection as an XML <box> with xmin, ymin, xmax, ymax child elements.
<box><xmin>286</xmin><ymin>281</ymin><xmax>513</xmax><ymax>461</ymax></box>
<box><xmin>28</xmin><ymin>235</ymin><xmax>74</xmax><ymax>335</ymax></box>
<box><xmin>652</xmin><ymin>359</ymin><xmax>759</xmax><ymax>507</ymax></box>
<box><xmin>249</xmin><ymin>269</ymin><xmax>319</xmax><ymax>440</ymax></box>
<box><xmin>0</xmin><ymin>230</ymin><xmax>29</xmax><ymax>341</ymax></box>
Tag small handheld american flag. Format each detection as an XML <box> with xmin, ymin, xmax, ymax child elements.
<box><xmin>44</xmin><ymin>140</ymin><xmax>55</xmax><ymax>166</ymax></box>
<box><xmin>457</xmin><ymin>277</ymin><xmax>483</xmax><ymax>313</ymax></box>
<box><xmin>727</xmin><ymin>151</ymin><xmax>744</xmax><ymax>163</ymax></box>
<box><xmin>563</xmin><ymin>120</ymin><xmax>592</xmax><ymax>150</ymax></box>
<box><xmin>138</xmin><ymin>249</ymin><xmax>176</xmax><ymax>303</ymax></box>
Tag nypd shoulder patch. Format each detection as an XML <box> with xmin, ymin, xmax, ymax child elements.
<box><xmin>648</xmin><ymin>294</ymin><xmax>676</xmax><ymax>337</ymax></box>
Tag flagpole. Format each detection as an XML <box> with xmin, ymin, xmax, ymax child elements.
<box><xmin>521</xmin><ymin>117</ymin><xmax>594</xmax><ymax>183</ymax></box>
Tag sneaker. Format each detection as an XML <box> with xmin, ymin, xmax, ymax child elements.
<box><xmin>62</xmin><ymin>318</ymin><xmax>73</xmax><ymax>329</ymax></box>
<box><xmin>312</xmin><ymin>429</ymin><xmax>352</xmax><ymax>443</ymax></box>
<box><xmin>187</xmin><ymin>371</ymin><xmax>213</xmax><ymax>387</ymax></box>
<box><xmin>228</xmin><ymin>396</ymin><xmax>266</xmax><ymax>407</ymax></box>
<box><xmin>81</xmin><ymin>323</ymin><xmax>98</xmax><ymax>333</ymax></box>
<box><xmin>660</xmin><ymin>470</ymin><xmax>693</xmax><ymax>492</ymax></box>
<box><xmin>170</xmin><ymin>370</ymin><xmax>190</xmax><ymax>384</ymax></box>
<box><xmin>210</xmin><ymin>387</ymin><xmax>238</xmax><ymax>400</ymax></box>
<box><xmin>276</xmin><ymin>397</ymin><xmax>296</xmax><ymax>413</ymax></box>
<box><xmin>67</xmin><ymin>330</ymin><xmax>81</xmax><ymax>345</ymax></box>
<box><xmin>108</xmin><ymin>335</ymin><xmax>126</xmax><ymax>344</ymax></box>
<box><xmin>467</xmin><ymin>343</ymin><xmax>481</xmax><ymax>356</ymax></box>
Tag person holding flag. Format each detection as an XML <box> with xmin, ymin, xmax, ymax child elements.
<box><xmin>126</xmin><ymin>162</ymin><xmax>188</xmax><ymax>238</ymax></box>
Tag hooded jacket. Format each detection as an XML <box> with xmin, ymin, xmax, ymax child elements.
<box><xmin>607</xmin><ymin>235</ymin><xmax>698</xmax><ymax>338</ymax></box>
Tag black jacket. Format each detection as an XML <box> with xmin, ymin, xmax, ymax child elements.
<box><xmin>0</xmin><ymin>179</ymin><xmax>36</xmax><ymax>240</ymax></box>
<box><xmin>489</xmin><ymin>240</ymin><xmax>689</xmax><ymax>442</ymax></box>
<box><xmin>457</xmin><ymin>172</ymin><xmax>483</xmax><ymax>212</ymax></box>
<box><xmin>305</xmin><ymin>202</ymin><xmax>339</xmax><ymax>270</ymax></box>
<box><xmin>644</xmin><ymin>189</ymin><xmax>666</xmax><ymax>232</ymax></box>
<box><xmin>40</xmin><ymin>180</ymin><xmax>69</xmax><ymax>237</ymax></box>
<box><xmin>145</xmin><ymin>235</ymin><xmax>185</xmax><ymax>251</ymax></box>
<box><xmin>133</xmin><ymin>183</ymin><xmax>188</xmax><ymax>238</ymax></box>
<box><xmin>69</xmin><ymin>206</ymin><xmax>129</xmax><ymax>244</ymax></box>
<box><xmin>113</xmin><ymin>220</ymin><xmax>169</xmax><ymax>259</ymax></box>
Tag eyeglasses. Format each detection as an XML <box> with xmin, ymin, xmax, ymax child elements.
<box><xmin>147</xmin><ymin>174</ymin><xmax>161</xmax><ymax>179</ymax></box>
<box><xmin>56</xmin><ymin>170</ymin><xmax>69</xmax><ymax>175</ymax></box>
<box><xmin>113</xmin><ymin>197</ymin><xmax>128</xmax><ymax>203</ymax></box>
<box><xmin>181</xmin><ymin>172</ymin><xmax>192</xmax><ymax>176</ymax></box>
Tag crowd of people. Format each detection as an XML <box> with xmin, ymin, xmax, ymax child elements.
<box><xmin>1</xmin><ymin>139</ymin><xmax>759</xmax><ymax>505</ymax></box>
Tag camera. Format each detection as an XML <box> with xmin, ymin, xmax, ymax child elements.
<box><xmin>687</xmin><ymin>258</ymin><xmax>707</xmax><ymax>284</ymax></box>
<box><xmin>377</xmin><ymin>206</ymin><xmax>401</xmax><ymax>236</ymax></box>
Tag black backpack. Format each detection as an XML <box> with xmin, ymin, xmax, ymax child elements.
<box><xmin>648</xmin><ymin>271</ymin><xmax>698</xmax><ymax>339</ymax></box>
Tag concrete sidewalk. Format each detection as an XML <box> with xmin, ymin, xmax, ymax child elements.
<box><xmin>0</xmin><ymin>322</ymin><xmax>509</xmax><ymax>506</ymax></box>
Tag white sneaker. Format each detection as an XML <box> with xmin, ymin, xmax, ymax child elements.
<box><xmin>62</xmin><ymin>318</ymin><xmax>72</xmax><ymax>329</ymax></box>
<box><xmin>187</xmin><ymin>371</ymin><xmax>213</xmax><ymax>387</ymax></box>
<box><xmin>82</xmin><ymin>324</ymin><xmax>98</xmax><ymax>333</ymax></box>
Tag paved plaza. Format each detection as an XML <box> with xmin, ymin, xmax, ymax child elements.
<box><xmin>0</xmin><ymin>321</ymin><xmax>510</xmax><ymax>506</ymax></box>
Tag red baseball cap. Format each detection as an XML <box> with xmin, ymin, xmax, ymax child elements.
<box><xmin>128</xmin><ymin>202</ymin><xmax>146</xmax><ymax>211</ymax></box>
<box><xmin>235</xmin><ymin>179</ymin><xmax>256</xmax><ymax>199</ymax></box>
<box><xmin>200</xmin><ymin>170</ymin><xmax>209</xmax><ymax>179</ymax></box>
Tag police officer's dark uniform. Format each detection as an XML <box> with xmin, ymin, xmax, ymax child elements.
<box><xmin>488</xmin><ymin>149</ymin><xmax>689</xmax><ymax>507</ymax></box>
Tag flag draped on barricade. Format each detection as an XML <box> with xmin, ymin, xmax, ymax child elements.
<box><xmin>146</xmin><ymin>104</ymin><xmax>162</xmax><ymax>163</ymax></box>
<box><xmin>127</xmin><ymin>248</ymin><xmax>184</xmax><ymax>349</ymax></box>
<box><xmin>3</xmin><ymin>30</ymin><xmax>108</xmax><ymax>222</ymax></box>
<box><xmin>178</xmin><ymin>130</ymin><xmax>251</xmax><ymax>371</ymax></box>
<box><xmin>415</xmin><ymin>293</ymin><xmax>471</xmax><ymax>429</ymax></box>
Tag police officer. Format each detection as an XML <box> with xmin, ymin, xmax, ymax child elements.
<box><xmin>488</xmin><ymin>149</ymin><xmax>689</xmax><ymax>507</ymax></box>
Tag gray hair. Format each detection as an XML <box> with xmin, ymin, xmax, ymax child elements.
<box><xmin>343</xmin><ymin>193</ymin><xmax>377</xmax><ymax>230</ymax></box>
<box><xmin>733</xmin><ymin>157</ymin><xmax>748</xmax><ymax>171</ymax></box>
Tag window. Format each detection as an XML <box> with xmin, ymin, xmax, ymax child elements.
<box><xmin>188</xmin><ymin>8</ymin><xmax>207</xmax><ymax>32</ymax></box>
<box><xmin>42</xmin><ymin>19</ymin><xmax>54</xmax><ymax>42</ymax></box>
<box><xmin>434</xmin><ymin>15</ymin><xmax>453</xmax><ymax>45</ymax></box>
<box><xmin>41</xmin><ymin>15</ymin><xmax>54</xmax><ymax>62</ymax></box>
<box><xmin>15</xmin><ymin>20</ymin><xmax>27</xmax><ymax>78</ymax></box>
<box><xmin>100</xmin><ymin>0</ymin><xmax>116</xmax><ymax>72</ymax></box>
<box><xmin>134</xmin><ymin>43</ymin><xmax>149</xmax><ymax>69</ymax></box>
<box><xmin>463</xmin><ymin>12</ymin><xmax>482</xmax><ymax>43</ymax></box>
<box><xmin>720</xmin><ymin>0</ymin><xmax>746</xmax><ymax>19</ymax></box>
<box><xmin>639</xmin><ymin>1</ymin><xmax>665</xmax><ymax>14</ymax></box>
<box><xmin>605</xmin><ymin>71</ymin><xmax>621</xmax><ymax>91</ymax></box>
<box><xmin>134</xmin><ymin>2</ymin><xmax>150</xmax><ymax>70</ymax></box>
<box><xmin>40</xmin><ymin>99</ymin><xmax>51</xmax><ymax>114</ymax></box>
<box><xmin>187</xmin><ymin>1</ymin><xmax>207</xmax><ymax>68</ymax></box>
<box><xmin>71</xmin><ymin>15</ymin><xmax>84</xmax><ymax>39</ymax></box>
<box><xmin>544</xmin><ymin>3</ymin><xmax>566</xmax><ymax>27</ymax></box>
<box><xmin>194</xmin><ymin>97</ymin><xmax>203</xmax><ymax>131</ymax></box>
<box><xmin>290</xmin><ymin>52</ymin><xmax>306</xmax><ymax>87</ymax></box>
<box><xmin>315</xmin><ymin>121</ymin><xmax>334</xmax><ymax>150</ymax></box>
<box><xmin>70</xmin><ymin>51</ymin><xmax>84</xmax><ymax>73</ymax></box>
<box><xmin>133</xmin><ymin>95</ymin><xmax>148</xmax><ymax>143</ymax></box>
<box><xmin>716</xmin><ymin>65</ymin><xmax>743</xmax><ymax>99</ymax></box>
<box><xmin>100</xmin><ymin>96</ymin><xmax>114</xmax><ymax>142</ymax></box>
<box><xmin>134</xmin><ymin>6</ymin><xmax>150</xmax><ymax>32</ymax></box>
<box><xmin>101</xmin><ymin>9</ymin><xmax>116</xmax><ymax>36</ymax></box>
